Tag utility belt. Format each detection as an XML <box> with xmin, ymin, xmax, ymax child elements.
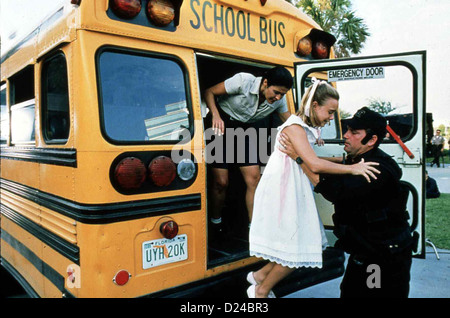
<box><xmin>335</xmin><ymin>182</ymin><xmax>413</xmax><ymax>255</ymax></box>
<box><xmin>335</xmin><ymin>224</ymin><xmax>414</xmax><ymax>261</ymax></box>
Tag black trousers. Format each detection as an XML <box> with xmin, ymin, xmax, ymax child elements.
<box><xmin>204</xmin><ymin>107</ymin><xmax>261</xmax><ymax>169</ymax></box>
<box><xmin>431</xmin><ymin>144</ymin><xmax>443</xmax><ymax>166</ymax></box>
<box><xmin>340</xmin><ymin>250</ymin><xmax>412</xmax><ymax>298</ymax></box>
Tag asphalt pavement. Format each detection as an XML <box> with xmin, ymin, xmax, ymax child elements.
<box><xmin>285</xmin><ymin>246</ymin><xmax>449</xmax><ymax>298</ymax></box>
<box><xmin>286</xmin><ymin>163</ymin><xmax>450</xmax><ymax>298</ymax></box>
<box><xmin>2</xmin><ymin>164</ymin><xmax>448</xmax><ymax>299</ymax></box>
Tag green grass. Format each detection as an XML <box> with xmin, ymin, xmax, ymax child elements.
<box><xmin>426</xmin><ymin>149</ymin><xmax>450</xmax><ymax>165</ymax></box>
<box><xmin>425</xmin><ymin>193</ymin><xmax>450</xmax><ymax>249</ymax></box>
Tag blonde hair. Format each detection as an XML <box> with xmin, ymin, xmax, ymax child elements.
<box><xmin>296</xmin><ymin>81</ymin><xmax>339</xmax><ymax>127</ymax></box>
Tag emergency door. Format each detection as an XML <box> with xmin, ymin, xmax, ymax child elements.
<box><xmin>295</xmin><ymin>51</ymin><xmax>426</xmax><ymax>257</ymax></box>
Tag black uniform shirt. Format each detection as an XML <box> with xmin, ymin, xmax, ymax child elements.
<box><xmin>314</xmin><ymin>148</ymin><xmax>412</xmax><ymax>255</ymax></box>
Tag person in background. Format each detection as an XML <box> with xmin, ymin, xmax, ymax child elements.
<box><xmin>448</xmin><ymin>138</ymin><xmax>450</xmax><ymax>159</ymax></box>
<box><xmin>426</xmin><ymin>170</ymin><xmax>440</xmax><ymax>199</ymax></box>
<box><xmin>431</xmin><ymin>129</ymin><xmax>445</xmax><ymax>167</ymax></box>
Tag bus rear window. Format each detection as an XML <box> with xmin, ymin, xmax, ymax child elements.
<box><xmin>97</xmin><ymin>49</ymin><xmax>191</xmax><ymax>143</ymax></box>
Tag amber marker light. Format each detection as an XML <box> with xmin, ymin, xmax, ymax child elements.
<box><xmin>147</xmin><ymin>0</ymin><xmax>175</xmax><ymax>26</ymax></box>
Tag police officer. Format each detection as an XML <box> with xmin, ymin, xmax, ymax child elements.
<box><xmin>280</xmin><ymin>107</ymin><xmax>414</xmax><ymax>298</ymax></box>
<box><xmin>430</xmin><ymin>129</ymin><xmax>445</xmax><ymax>167</ymax></box>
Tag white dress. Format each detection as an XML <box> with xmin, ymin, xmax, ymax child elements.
<box><xmin>249</xmin><ymin>115</ymin><xmax>327</xmax><ymax>268</ymax></box>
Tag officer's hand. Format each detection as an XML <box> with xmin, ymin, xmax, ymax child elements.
<box><xmin>278</xmin><ymin>132</ymin><xmax>297</xmax><ymax>160</ymax></box>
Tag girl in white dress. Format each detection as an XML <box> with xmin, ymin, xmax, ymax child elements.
<box><xmin>247</xmin><ymin>78</ymin><xmax>380</xmax><ymax>298</ymax></box>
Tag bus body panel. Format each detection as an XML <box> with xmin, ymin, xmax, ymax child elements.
<box><xmin>1</xmin><ymin>0</ymin><xmax>352</xmax><ymax>297</ymax></box>
<box><xmin>76</xmin><ymin>0</ymin><xmax>325</xmax><ymax>67</ymax></box>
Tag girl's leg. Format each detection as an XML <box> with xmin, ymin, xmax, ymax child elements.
<box><xmin>252</xmin><ymin>262</ymin><xmax>275</xmax><ymax>284</ymax></box>
<box><xmin>256</xmin><ymin>264</ymin><xmax>295</xmax><ymax>298</ymax></box>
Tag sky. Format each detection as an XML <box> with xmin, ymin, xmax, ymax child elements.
<box><xmin>350</xmin><ymin>0</ymin><xmax>450</xmax><ymax>126</ymax></box>
<box><xmin>0</xmin><ymin>0</ymin><xmax>66</xmax><ymax>46</ymax></box>
<box><xmin>1</xmin><ymin>0</ymin><xmax>450</xmax><ymax>126</ymax></box>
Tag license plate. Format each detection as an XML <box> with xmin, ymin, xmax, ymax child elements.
<box><xmin>142</xmin><ymin>234</ymin><xmax>188</xmax><ymax>269</ymax></box>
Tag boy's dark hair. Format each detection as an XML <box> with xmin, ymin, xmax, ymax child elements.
<box><xmin>263</xmin><ymin>66</ymin><xmax>293</xmax><ymax>89</ymax></box>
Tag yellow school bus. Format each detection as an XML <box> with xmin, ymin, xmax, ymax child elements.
<box><xmin>1</xmin><ymin>0</ymin><xmax>366</xmax><ymax>298</ymax></box>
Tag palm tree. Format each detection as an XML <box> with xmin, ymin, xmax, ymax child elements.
<box><xmin>288</xmin><ymin>0</ymin><xmax>370</xmax><ymax>58</ymax></box>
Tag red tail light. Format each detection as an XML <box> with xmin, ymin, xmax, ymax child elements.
<box><xmin>113</xmin><ymin>269</ymin><xmax>131</xmax><ymax>286</ymax></box>
<box><xmin>160</xmin><ymin>220</ymin><xmax>179</xmax><ymax>239</ymax></box>
<box><xmin>148</xmin><ymin>156</ymin><xmax>176</xmax><ymax>187</ymax></box>
<box><xmin>114</xmin><ymin>157</ymin><xmax>147</xmax><ymax>190</ymax></box>
<box><xmin>147</xmin><ymin>0</ymin><xmax>175</xmax><ymax>26</ymax></box>
<box><xmin>110</xmin><ymin>0</ymin><xmax>142</xmax><ymax>19</ymax></box>
<box><xmin>312</xmin><ymin>41</ymin><xmax>329</xmax><ymax>59</ymax></box>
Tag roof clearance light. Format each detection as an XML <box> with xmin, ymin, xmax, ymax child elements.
<box><xmin>177</xmin><ymin>158</ymin><xmax>196</xmax><ymax>181</ymax></box>
<box><xmin>148</xmin><ymin>156</ymin><xmax>176</xmax><ymax>187</ymax></box>
<box><xmin>312</xmin><ymin>41</ymin><xmax>329</xmax><ymax>59</ymax></box>
<box><xmin>297</xmin><ymin>36</ymin><xmax>312</xmax><ymax>57</ymax></box>
<box><xmin>114</xmin><ymin>157</ymin><xmax>147</xmax><ymax>190</ymax></box>
<box><xmin>110</xmin><ymin>0</ymin><xmax>142</xmax><ymax>19</ymax></box>
<box><xmin>160</xmin><ymin>220</ymin><xmax>179</xmax><ymax>239</ymax></box>
<box><xmin>147</xmin><ymin>0</ymin><xmax>175</xmax><ymax>26</ymax></box>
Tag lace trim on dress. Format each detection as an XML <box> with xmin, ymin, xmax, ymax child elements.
<box><xmin>250</xmin><ymin>250</ymin><xmax>323</xmax><ymax>269</ymax></box>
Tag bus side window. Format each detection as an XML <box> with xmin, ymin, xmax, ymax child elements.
<box><xmin>1</xmin><ymin>83</ymin><xmax>8</xmax><ymax>145</ymax></box>
<box><xmin>42</xmin><ymin>53</ymin><xmax>70</xmax><ymax>143</ymax></box>
<box><xmin>10</xmin><ymin>66</ymin><xmax>35</xmax><ymax>144</ymax></box>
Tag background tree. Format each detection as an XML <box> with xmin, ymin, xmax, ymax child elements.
<box><xmin>339</xmin><ymin>109</ymin><xmax>352</xmax><ymax>119</ymax></box>
<box><xmin>437</xmin><ymin>124</ymin><xmax>446</xmax><ymax>136</ymax></box>
<box><xmin>367</xmin><ymin>97</ymin><xmax>397</xmax><ymax>115</ymax></box>
<box><xmin>287</xmin><ymin>0</ymin><xmax>370</xmax><ymax>58</ymax></box>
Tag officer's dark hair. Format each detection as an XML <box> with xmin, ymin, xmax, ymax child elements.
<box><xmin>263</xmin><ymin>66</ymin><xmax>293</xmax><ymax>89</ymax></box>
<box><xmin>361</xmin><ymin>128</ymin><xmax>383</xmax><ymax>148</ymax></box>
